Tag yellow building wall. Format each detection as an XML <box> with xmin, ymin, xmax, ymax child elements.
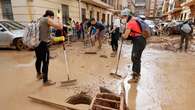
<box><xmin>8</xmin><ymin>0</ymin><xmax>113</xmax><ymax>25</ymax></box>
<box><xmin>11</xmin><ymin>0</ymin><xmax>33</xmax><ymax>24</ymax></box>
<box><xmin>11</xmin><ymin>0</ymin><xmax>80</xmax><ymax>25</ymax></box>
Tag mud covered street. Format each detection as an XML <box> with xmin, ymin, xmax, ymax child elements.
<box><xmin>0</xmin><ymin>36</ymin><xmax>195</xmax><ymax>110</ymax></box>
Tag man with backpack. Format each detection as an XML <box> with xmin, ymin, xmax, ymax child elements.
<box><xmin>35</xmin><ymin>10</ymin><xmax>62</xmax><ymax>86</ymax></box>
<box><xmin>179</xmin><ymin>19</ymin><xmax>193</xmax><ymax>52</ymax></box>
<box><xmin>121</xmin><ymin>9</ymin><xmax>149</xmax><ymax>83</ymax></box>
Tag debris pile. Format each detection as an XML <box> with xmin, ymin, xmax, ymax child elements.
<box><xmin>147</xmin><ymin>36</ymin><xmax>195</xmax><ymax>52</ymax></box>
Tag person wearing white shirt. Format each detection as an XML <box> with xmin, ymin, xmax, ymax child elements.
<box><xmin>110</xmin><ymin>14</ymin><xmax>121</xmax><ymax>57</ymax></box>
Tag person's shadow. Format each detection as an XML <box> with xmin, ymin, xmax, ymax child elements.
<box><xmin>128</xmin><ymin>83</ymin><xmax>138</xmax><ymax>110</ymax></box>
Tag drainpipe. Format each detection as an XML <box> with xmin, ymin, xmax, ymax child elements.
<box><xmin>78</xmin><ymin>0</ymin><xmax>82</xmax><ymax>22</ymax></box>
<box><xmin>27</xmin><ymin>0</ymin><xmax>33</xmax><ymax>22</ymax></box>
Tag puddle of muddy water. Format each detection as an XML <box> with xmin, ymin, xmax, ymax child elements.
<box><xmin>2</xmin><ymin>39</ymin><xmax>195</xmax><ymax>110</ymax></box>
<box><xmin>15</xmin><ymin>59</ymin><xmax>35</xmax><ymax>68</ymax></box>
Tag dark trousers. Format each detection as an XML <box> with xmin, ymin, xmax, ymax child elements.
<box><xmin>131</xmin><ymin>36</ymin><xmax>146</xmax><ymax>75</ymax></box>
<box><xmin>111</xmin><ymin>28</ymin><xmax>120</xmax><ymax>52</ymax></box>
<box><xmin>77</xmin><ymin>30</ymin><xmax>81</xmax><ymax>40</ymax></box>
<box><xmin>35</xmin><ymin>42</ymin><xmax>49</xmax><ymax>83</ymax></box>
<box><xmin>180</xmin><ymin>32</ymin><xmax>189</xmax><ymax>51</ymax></box>
<box><xmin>81</xmin><ymin>29</ymin><xmax>85</xmax><ymax>40</ymax></box>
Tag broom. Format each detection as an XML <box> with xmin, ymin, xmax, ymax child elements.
<box><xmin>60</xmin><ymin>42</ymin><xmax>77</xmax><ymax>86</ymax></box>
<box><xmin>110</xmin><ymin>39</ymin><xmax>123</xmax><ymax>78</ymax></box>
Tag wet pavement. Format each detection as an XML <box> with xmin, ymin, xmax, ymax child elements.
<box><xmin>0</xmin><ymin>37</ymin><xmax>195</xmax><ymax>110</ymax></box>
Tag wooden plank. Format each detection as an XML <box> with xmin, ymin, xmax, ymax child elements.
<box><xmin>96</xmin><ymin>93</ymin><xmax>121</xmax><ymax>101</ymax></box>
<box><xmin>119</xmin><ymin>94</ymin><xmax>124</xmax><ymax>110</ymax></box>
<box><xmin>84</xmin><ymin>52</ymin><xmax>97</xmax><ymax>54</ymax></box>
<box><xmin>89</xmin><ymin>93</ymin><xmax>97</xmax><ymax>110</ymax></box>
<box><xmin>96</xmin><ymin>98</ymin><xmax>120</xmax><ymax>104</ymax></box>
<box><xmin>28</xmin><ymin>95</ymin><xmax>86</xmax><ymax>110</ymax></box>
<box><xmin>93</xmin><ymin>104</ymin><xmax>118</xmax><ymax>110</ymax></box>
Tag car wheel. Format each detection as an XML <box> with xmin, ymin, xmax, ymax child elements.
<box><xmin>14</xmin><ymin>38</ymin><xmax>24</xmax><ymax>51</ymax></box>
<box><xmin>166</xmin><ymin>28</ymin><xmax>171</xmax><ymax>36</ymax></box>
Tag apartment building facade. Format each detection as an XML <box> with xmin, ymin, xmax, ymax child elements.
<box><xmin>180</xmin><ymin>0</ymin><xmax>195</xmax><ymax>22</ymax></box>
<box><xmin>134</xmin><ymin>0</ymin><xmax>146</xmax><ymax>16</ymax></box>
<box><xmin>162</xmin><ymin>0</ymin><xmax>195</xmax><ymax>22</ymax></box>
<box><xmin>155</xmin><ymin>0</ymin><xmax>163</xmax><ymax>17</ymax></box>
<box><xmin>128</xmin><ymin>0</ymin><xmax>136</xmax><ymax>13</ymax></box>
<box><xmin>145</xmin><ymin>0</ymin><xmax>157</xmax><ymax>18</ymax></box>
<box><xmin>0</xmin><ymin>0</ymin><xmax>117</xmax><ymax>25</ymax></box>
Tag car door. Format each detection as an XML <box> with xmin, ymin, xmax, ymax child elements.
<box><xmin>0</xmin><ymin>25</ymin><xmax>11</xmax><ymax>47</ymax></box>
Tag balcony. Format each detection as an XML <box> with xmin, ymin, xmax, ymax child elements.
<box><xmin>181</xmin><ymin>0</ymin><xmax>195</xmax><ymax>6</ymax></box>
<box><xmin>81</xmin><ymin>0</ymin><xmax>113</xmax><ymax>9</ymax></box>
<box><xmin>175</xmin><ymin>0</ymin><xmax>183</xmax><ymax>8</ymax></box>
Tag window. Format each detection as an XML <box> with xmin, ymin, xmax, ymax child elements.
<box><xmin>102</xmin><ymin>13</ymin><xmax>106</xmax><ymax>24</ymax></box>
<box><xmin>62</xmin><ymin>5</ymin><xmax>69</xmax><ymax>24</ymax></box>
<box><xmin>97</xmin><ymin>12</ymin><xmax>100</xmax><ymax>21</ymax></box>
<box><xmin>0</xmin><ymin>21</ymin><xmax>23</xmax><ymax>31</ymax></box>
<box><xmin>180</xmin><ymin>14</ymin><xmax>183</xmax><ymax>20</ymax></box>
<box><xmin>108</xmin><ymin>0</ymin><xmax>113</xmax><ymax>5</ymax></box>
<box><xmin>0</xmin><ymin>25</ymin><xmax>6</xmax><ymax>32</ymax></box>
<box><xmin>120</xmin><ymin>5</ymin><xmax>122</xmax><ymax>10</ymax></box>
<box><xmin>101</xmin><ymin>0</ymin><xmax>107</xmax><ymax>3</ymax></box>
<box><xmin>107</xmin><ymin>14</ymin><xmax>110</xmax><ymax>26</ymax></box>
<box><xmin>111</xmin><ymin>15</ymin><xmax>113</xmax><ymax>23</ymax></box>
<box><xmin>184</xmin><ymin>13</ymin><xmax>187</xmax><ymax>20</ymax></box>
<box><xmin>1</xmin><ymin>0</ymin><xmax>14</xmax><ymax>20</ymax></box>
<box><xmin>81</xmin><ymin>8</ymin><xmax>86</xmax><ymax>22</ymax></box>
<box><xmin>90</xmin><ymin>11</ymin><xmax>93</xmax><ymax>19</ymax></box>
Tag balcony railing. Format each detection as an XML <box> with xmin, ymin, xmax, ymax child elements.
<box><xmin>179</xmin><ymin>0</ymin><xmax>186</xmax><ymax>3</ymax></box>
<box><xmin>81</xmin><ymin>0</ymin><xmax>113</xmax><ymax>9</ymax></box>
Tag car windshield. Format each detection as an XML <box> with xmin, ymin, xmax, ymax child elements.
<box><xmin>0</xmin><ymin>21</ymin><xmax>25</xmax><ymax>31</ymax></box>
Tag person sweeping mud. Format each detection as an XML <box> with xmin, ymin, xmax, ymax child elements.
<box><xmin>35</xmin><ymin>10</ymin><xmax>62</xmax><ymax>86</ymax></box>
<box><xmin>121</xmin><ymin>9</ymin><xmax>146</xmax><ymax>83</ymax></box>
<box><xmin>89</xmin><ymin>18</ymin><xmax>106</xmax><ymax>49</ymax></box>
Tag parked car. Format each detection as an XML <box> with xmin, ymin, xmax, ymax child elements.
<box><xmin>144</xmin><ymin>20</ymin><xmax>159</xmax><ymax>36</ymax></box>
<box><xmin>164</xmin><ymin>21</ymin><xmax>184</xmax><ymax>36</ymax></box>
<box><xmin>0</xmin><ymin>20</ymin><xmax>25</xmax><ymax>50</ymax></box>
